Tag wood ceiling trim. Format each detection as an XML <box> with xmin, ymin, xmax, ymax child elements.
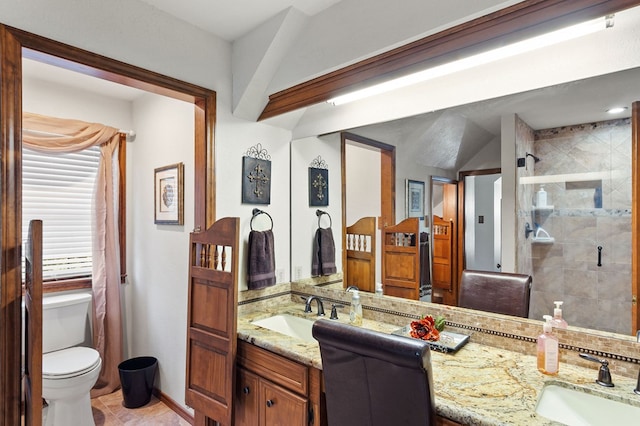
<box><xmin>259</xmin><ymin>0</ymin><xmax>640</xmax><ymax>120</ymax></box>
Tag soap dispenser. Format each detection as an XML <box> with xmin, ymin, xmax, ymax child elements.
<box><xmin>551</xmin><ymin>301</ymin><xmax>568</xmax><ymax>329</ymax></box>
<box><xmin>536</xmin><ymin>185</ymin><xmax>547</xmax><ymax>208</ymax></box>
<box><xmin>537</xmin><ymin>315</ymin><xmax>559</xmax><ymax>375</ymax></box>
<box><xmin>349</xmin><ymin>289</ymin><xmax>363</xmax><ymax>326</ymax></box>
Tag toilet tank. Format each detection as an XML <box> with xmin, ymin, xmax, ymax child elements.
<box><xmin>42</xmin><ymin>292</ymin><xmax>93</xmax><ymax>354</ymax></box>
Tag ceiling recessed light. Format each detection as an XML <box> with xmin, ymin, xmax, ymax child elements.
<box><xmin>606</xmin><ymin>106</ymin><xmax>628</xmax><ymax>114</ymax></box>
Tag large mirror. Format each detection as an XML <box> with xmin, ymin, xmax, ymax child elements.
<box><xmin>290</xmin><ymin>4</ymin><xmax>640</xmax><ymax>336</ymax></box>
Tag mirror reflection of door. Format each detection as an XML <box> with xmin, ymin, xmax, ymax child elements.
<box><xmin>341</xmin><ymin>133</ymin><xmax>395</xmax><ymax>292</ymax></box>
<box><xmin>462</xmin><ymin>171</ymin><xmax>502</xmax><ymax>272</ymax></box>
<box><xmin>430</xmin><ymin>177</ymin><xmax>458</xmax><ymax>305</ymax></box>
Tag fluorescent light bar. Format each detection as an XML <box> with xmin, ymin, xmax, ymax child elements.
<box><xmin>606</xmin><ymin>106</ymin><xmax>628</xmax><ymax>114</ymax></box>
<box><xmin>327</xmin><ymin>16</ymin><xmax>610</xmax><ymax>106</ymax></box>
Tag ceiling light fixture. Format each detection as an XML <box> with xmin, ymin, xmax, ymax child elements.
<box><xmin>606</xmin><ymin>106</ymin><xmax>628</xmax><ymax>114</ymax></box>
<box><xmin>327</xmin><ymin>15</ymin><xmax>613</xmax><ymax>106</ymax></box>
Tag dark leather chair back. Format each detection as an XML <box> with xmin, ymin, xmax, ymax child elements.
<box><xmin>312</xmin><ymin>320</ymin><xmax>435</xmax><ymax>426</ymax></box>
<box><xmin>458</xmin><ymin>269</ymin><xmax>532</xmax><ymax>317</ymax></box>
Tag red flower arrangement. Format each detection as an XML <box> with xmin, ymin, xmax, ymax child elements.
<box><xmin>409</xmin><ymin>315</ymin><xmax>445</xmax><ymax>342</ymax></box>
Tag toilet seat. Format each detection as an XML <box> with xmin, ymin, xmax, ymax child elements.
<box><xmin>43</xmin><ymin>347</ymin><xmax>101</xmax><ymax>379</ymax></box>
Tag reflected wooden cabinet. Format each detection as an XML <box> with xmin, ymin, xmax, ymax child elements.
<box><xmin>235</xmin><ymin>341</ymin><xmax>321</xmax><ymax>426</ymax></box>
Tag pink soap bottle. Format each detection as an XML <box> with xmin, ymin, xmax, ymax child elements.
<box><xmin>537</xmin><ymin>315</ymin><xmax>559</xmax><ymax>375</ymax></box>
<box><xmin>551</xmin><ymin>301</ymin><xmax>568</xmax><ymax>329</ymax></box>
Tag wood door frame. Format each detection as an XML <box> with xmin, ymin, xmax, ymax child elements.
<box><xmin>340</xmin><ymin>132</ymin><xmax>395</xmax><ymax>288</ymax></box>
<box><xmin>457</xmin><ymin>168</ymin><xmax>502</xmax><ymax>283</ymax></box>
<box><xmin>0</xmin><ymin>24</ymin><xmax>216</xmax><ymax>423</ymax></box>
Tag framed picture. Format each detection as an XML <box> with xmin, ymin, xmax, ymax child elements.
<box><xmin>406</xmin><ymin>179</ymin><xmax>425</xmax><ymax>219</ymax></box>
<box><xmin>154</xmin><ymin>163</ymin><xmax>184</xmax><ymax>225</ymax></box>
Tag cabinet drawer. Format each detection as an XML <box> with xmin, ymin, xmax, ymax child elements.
<box><xmin>238</xmin><ymin>340</ymin><xmax>308</xmax><ymax>395</ymax></box>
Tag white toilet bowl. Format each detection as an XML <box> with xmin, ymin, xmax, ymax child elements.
<box><xmin>42</xmin><ymin>346</ymin><xmax>102</xmax><ymax>426</ymax></box>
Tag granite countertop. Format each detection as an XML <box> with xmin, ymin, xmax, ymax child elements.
<box><xmin>237</xmin><ymin>303</ymin><xmax>640</xmax><ymax>425</ymax></box>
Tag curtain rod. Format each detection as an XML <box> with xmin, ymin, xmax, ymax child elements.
<box><xmin>23</xmin><ymin>128</ymin><xmax>136</xmax><ymax>141</ymax></box>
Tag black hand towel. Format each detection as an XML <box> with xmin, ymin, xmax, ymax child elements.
<box><xmin>247</xmin><ymin>229</ymin><xmax>276</xmax><ymax>289</ymax></box>
<box><xmin>312</xmin><ymin>227</ymin><xmax>337</xmax><ymax>276</ymax></box>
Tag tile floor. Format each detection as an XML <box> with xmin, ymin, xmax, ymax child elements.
<box><xmin>91</xmin><ymin>390</ymin><xmax>191</xmax><ymax>425</ymax></box>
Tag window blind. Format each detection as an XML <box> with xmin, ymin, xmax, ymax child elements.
<box><xmin>22</xmin><ymin>146</ymin><xmax>100</xmax><ymax>281</ymax></box>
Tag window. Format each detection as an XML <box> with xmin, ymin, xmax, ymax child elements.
<box><xmin>22</xmin><ymin>146</ymin><xmax>100</xmax><ymax>281</ymax></box>
<box><xmin>21</xmin><ymin>139</ymin><xmax>126</xmax><ymax>290</ymax></box>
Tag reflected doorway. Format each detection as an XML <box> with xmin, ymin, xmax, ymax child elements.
<box><xmin>462</xmin><ymin>171</ymin><xmax>502</xmax><ymax>272</ymax></box>
<box><xmin>341</xmin><ymin>132</ymin><xmax>395</xmax><ymax>291</ymax></box>
<box><xmin>430</xmin><ymin>177</ymin><xmax>458</xmax><ymax>305</ymax></box>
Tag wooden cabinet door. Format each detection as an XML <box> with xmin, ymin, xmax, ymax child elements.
<box><xmin>432</xmin><ymin>215</ymin><xmax>453</xmax><ymax>292</ymax></box>
<box><xmin>235</xmin><ymin>368</ymin><xmax>259</xmax><ymax>426</ymax></box>
<box><xmin>260</xmin><ymin>380</ymin><xmax>308</xmax><ymax>426</ymax></box>
<box><xmin>185</xmin><ymin>218</ymin><xmax>239</xmax><ymax>425</ymax></box>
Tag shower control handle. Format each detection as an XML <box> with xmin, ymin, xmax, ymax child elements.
<box><xmin>597</xmin><ymin>246</ymin><xmax>602</xmax><ymax>267</ymax></box>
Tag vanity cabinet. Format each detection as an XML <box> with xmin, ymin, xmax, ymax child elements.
<box><xmin>235</xmin><ymin>340</ymin><xmax>323</xmax><ymax>426</ymax></box>
<box><xmin>236</xmin><ymin>340</ymin><xmax>460</xmax><ymax>425</ymax></box>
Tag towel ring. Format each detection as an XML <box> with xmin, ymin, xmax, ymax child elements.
<box><xmin>251</xmin><ymin>208</ymin><xmax>273</xmax><ymax>231</ymax></box>
<box><xmin>316</xmin><ymin>209</ymin><xmax>332</xmax><ymax>229</ymax></box>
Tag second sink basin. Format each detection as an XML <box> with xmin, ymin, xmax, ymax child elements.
<box><xmin>251</xmin><ymin>314</ymin><xmax>317</xmax><ymax>343</ymax></box>
<box><xmin>535</xmin><ymin>383</ymin><xmax>640</xmax><ymax>425</ymax></box>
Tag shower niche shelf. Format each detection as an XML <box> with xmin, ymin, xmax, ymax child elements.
<box><xmin>531</xmin><ymin>236</ymin><xmax>555</xmax><ymax>244</ymax></box>
<box><xmin>533</xmin><ymin>205</ymin><xmax>554</xmax><ymax>212</ymax></box>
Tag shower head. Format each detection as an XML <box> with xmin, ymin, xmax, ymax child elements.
<box><xmin>526</xmin><ymin>152</ymin><xmax>541</xmax><ymax>163</ymax></box>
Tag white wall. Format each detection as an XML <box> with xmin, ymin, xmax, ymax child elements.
<box><xmin>345</xmin><ymin>143</ymin><xmax>382</xmax><ymax>283</ymax></box>
<box><xmin>214</xmin><ymin>117</ymin><xmax>292</xmax><ymax>290</ymax></box>
<box><xmin>129</xmin><ymin>93</ymin><xmax>194</xmax><ymax>404</ymax></box>
<box><xmin>23</xmin><ymin>77</ymin><xmax>134</xmax><ymax>129</ymax></box>
<box><xmin>290</xmin><ymin>135</ymin><xmax>342</xmax><ymax>280</ymax></box>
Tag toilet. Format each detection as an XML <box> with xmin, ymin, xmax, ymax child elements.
<box><xmin>41</xmin><ymin>293</ymin><xmax>102</xmax><ymax>426</ymax></box>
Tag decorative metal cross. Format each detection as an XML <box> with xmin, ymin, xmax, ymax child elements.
<box><xmin>247</xmin><ymin>163</ymin><xmax>270</xmax><ymax>198</ymax></box>
<box><xmin>312</xmin><ymin>172</ymin><xmax>327</xmax><ymax>201</ymax></box>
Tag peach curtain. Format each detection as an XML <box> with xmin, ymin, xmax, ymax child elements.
<box><xmin>23</xmin><ymin>112</ymin><xmax>123</xmax><ymax>397</ymax></box>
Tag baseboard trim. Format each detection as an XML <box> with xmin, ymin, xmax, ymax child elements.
<box><xmin>153</xmin><ymin>388</ymin><xmax>194</xmax><ymax>424</ymax></box>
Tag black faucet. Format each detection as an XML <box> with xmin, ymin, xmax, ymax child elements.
<box><xmin>304</xmin><ymin>296</ymin><xmax>325</xmax><ymax>316</ymax></box>
<box><xmin>579</xmin><ymin>353</ymin><xmax>614</xmax><ymax>387</ymax></box>
<box><xmin>330</xmin><ymin>304</ymin><xmax>344</xmax><ymax>320</ymax></box>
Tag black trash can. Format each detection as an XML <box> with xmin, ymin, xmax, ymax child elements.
<box><xmin>118</xmin><ymin>356</ymin><xmax>158</xmax><ymax>408</ymax></box>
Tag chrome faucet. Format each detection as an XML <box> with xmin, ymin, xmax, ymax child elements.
<box><xmin>304</xmin><ymin>296</ymin><xmax>325</xmax><ymax>316</ymax></box>
<box><xmin>579</xmin><ymin>353</ymin><xmax>614</xmax><ymax>387</ymax></box>
<box><xmin>345</xmin><ymin>285</ymin><xmax>359</xmax><ymax>292</ymax></box>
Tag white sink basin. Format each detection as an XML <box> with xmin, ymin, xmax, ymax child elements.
<box><xmin>535</xmin><ymin>383</ymin><xmax>640</xmax><ymax>425</ymax></box>
<box><xmin>251</xmin><ymin>314</ymin><xmax>317</xmax><ymax>343</ymax></box>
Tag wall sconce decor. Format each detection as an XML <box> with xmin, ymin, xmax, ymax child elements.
<box><xmin>308</xmin><ymin>155</ymin><xmax>329</xmax><ymax>207</ymax></box>
<box><xmin>154</xmin><ymin>162</ymin><xmax>184</xmax><ymax>225</ymax></box>
<box><xmin>242</xmin><ymin>143</ymin><xmax>271</xmax><ymax>205</ymax></box>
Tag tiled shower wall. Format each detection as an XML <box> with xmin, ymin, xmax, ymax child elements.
<box><xmin>515</xmin><ymin>115</ymin><xmax>535</xmax><ymax>276</ymax></box>
<box><xmin>523</xmin><ymin>118</ymin><xmax>632</xmax><ymax>334</ymax></box>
